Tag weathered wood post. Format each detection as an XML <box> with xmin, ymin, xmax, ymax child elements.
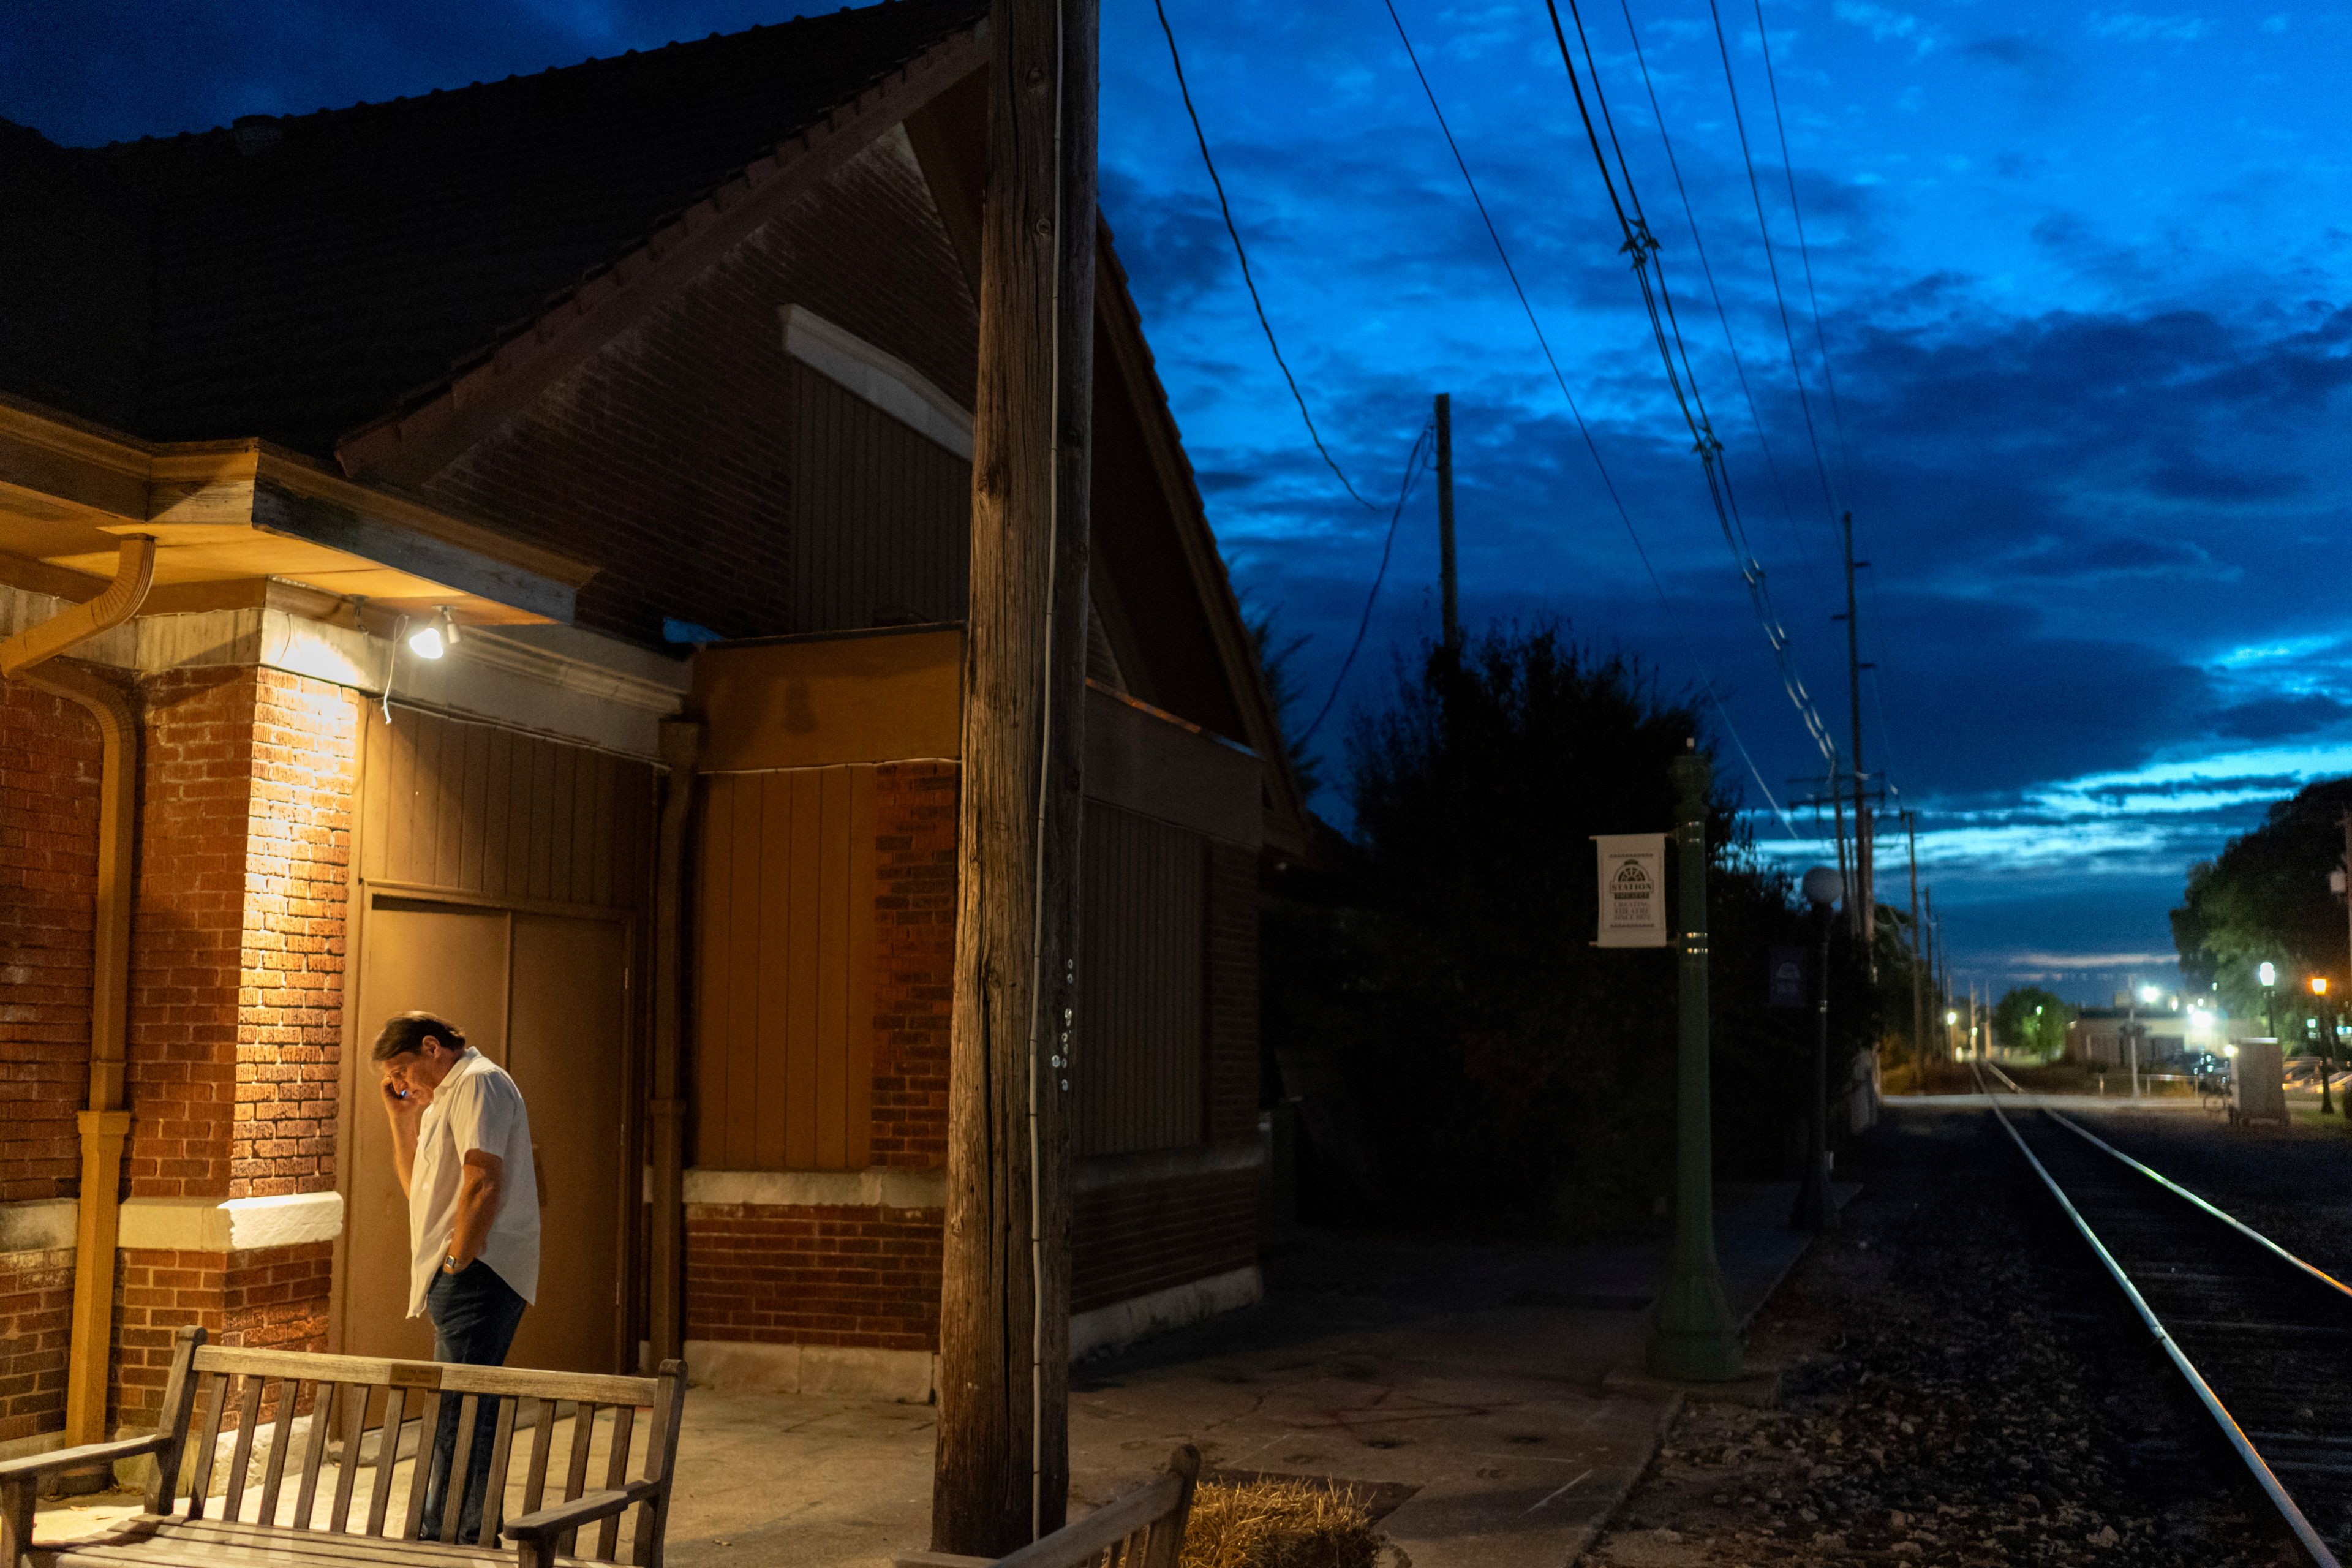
<box><xmin>932</xmin><ymin>0</ymin><xmax>1098</xmax><ymax>1553</ymax></box>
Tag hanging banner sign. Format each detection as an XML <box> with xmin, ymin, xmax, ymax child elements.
<box><xmin>1593</xmin><ymin>833</ymin><xmax>1669</xmax><ymax>948</ymax></box>
<box><xmin>1767</xmin><ymin>946</ymin><xmax>1809</xmax><ymax>1009</ymax></box>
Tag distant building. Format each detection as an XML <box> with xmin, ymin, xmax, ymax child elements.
<box><xmin>2066</xmin><ymin>1004</ymin><xmax>2209</xmax><ymax>1065</ymax></box>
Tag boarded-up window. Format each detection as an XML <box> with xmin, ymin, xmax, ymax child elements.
<box><xmin>788</xmin><ymin>361</ymin><xmax>970</xmax><ymax>632</ymax></box>
<box><xmin>1074</xmin><ymin>803</ymin><xmax>1207</xmax><ymax>1156</ymax></box>
<box><xmin>693</xmin><ymin>764</ymin><xmax>877</xmax><ymax>1170</ymax></box>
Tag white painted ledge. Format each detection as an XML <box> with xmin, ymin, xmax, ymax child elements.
<box><xmin>684</xmin><ymin>1340</ymin><xmax>938</xmax><ymax>1404</ymax></box>
<box><xmin>1069</xmin><ymin>1265</ymin><xmax>1263</xmax><ymax>1361</ymax></box>
<box><xmin>782</xmin><ymin>304</ymin><xmax>973</xmax><ymax>460</ymax></box>
<box><xmin>0</xmin><ymin>1198</ymin><xmax>78</xmax><ymax>1255</ymax></box>
<box><xmin>682</xmin><ymin>1168</ymin><xmax>946</xmax><ymax>1210</ymax></box>
<box><xmin>117</xmin><ymin>1192</ymin><xmax>345</xmax><ymax>1253</ymax></box>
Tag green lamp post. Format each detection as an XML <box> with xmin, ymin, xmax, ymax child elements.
<box><xmin>1647</xmin><ymin>742</ymin><xmax>1743</xmax><ymax>1381</ymax></box>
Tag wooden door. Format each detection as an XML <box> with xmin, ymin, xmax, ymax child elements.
<box><xmin>503</xmin><ymin>913</ymin><xmax>627</xmax><ymax>1375</ymax></box>
<box><xmin>343</xmin><ymin>896</ymin><xmax>629</xmax><ymax>1372</ymax></box>
<box><xmin>345</xmin><ymin>900</ymin><xmax>510</xmax><ymax>1363</ymax></box>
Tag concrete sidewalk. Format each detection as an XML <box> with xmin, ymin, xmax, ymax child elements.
<box><xmin>35</xmin><ymin>1185</ymin><xmax>1825</xmax><ymax>1568</ymax></box>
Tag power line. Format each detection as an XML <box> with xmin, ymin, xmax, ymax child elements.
<box><xmin>1751</xmin><ymin>0</ymin><xmax>1853</xmax><ymax>497</ymax></box>
<box><xmin>1375</xmin><ymin>0</ymin><xmax>1799</xmax><ymax>839</ymax></box>
<box><xmin>1615</xmin><ymin>0</ymin><xmax>1811</xmax><ymax>575</ymax></box>
<box><xmin>1703</xmin><ymin>0</ymin><xmax>1841</xmax><ymax>541</ymax></box>
<box><xmin>1297</xmin><ymin>422</ymin><xmax>1436</xmax><ymax>744</ymax></box>
<box><xmin>1151</xmin><ymin>0</ymin><xmax>1386</xmax><ymax>511</ymax></box>
<box><xmin>1540</xmin><ymin>0</ymin><xmax>1842</xmax><ymax>780</ymax></box>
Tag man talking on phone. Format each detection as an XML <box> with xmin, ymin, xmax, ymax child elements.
<box><xmin>375</xmin><ymin>1011</ymin><xmax>540</xmax><ymax>1542</ymax></box>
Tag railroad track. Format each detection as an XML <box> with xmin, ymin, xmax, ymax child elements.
<box><xmin>1973</xmin><ymin>1063</ymin><xmax>2352</xmax><ymax>1564</ymax></box>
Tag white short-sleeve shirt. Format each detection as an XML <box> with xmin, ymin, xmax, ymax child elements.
<box><xmin>407</xmin><ymin>1048</ymin><xmax>541</xmax><ymax>1317</ymax></box>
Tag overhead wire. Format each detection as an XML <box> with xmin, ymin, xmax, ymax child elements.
<box><xmin>1702</xmin><ymin>0</ymin><xmax>1841</xmax><ymax>542</ymax></box>
<box><xmin>1539</xmin><ymin>0</ymin><xmax>1843</xmax><ymax>785</ymax></box>
<box><xmin>1616</xmin><ymin>0</ymin><xmax>1811</xmax><ymax>573</ymax></box>
<box><xmin>1152</xmin><ymin>0</ymin><xmax>1389</xmax><ymax>511</ymax></box>
<box><xmin>1297</xmin><ymin>421</ymin><xmax>1436</xmax><ymax>744</ymax></box>
<box><xmin>1750</xmin><ymin>0</ymin><xmax>1853</xmax><ymax>496</ymax></box>
<box><xmin>1375</xmin><ymin>0</ymin><xmax>1799</xmax><ymax>838</ymax></box>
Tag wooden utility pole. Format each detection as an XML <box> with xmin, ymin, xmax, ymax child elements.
<box><xmin>1836</xmin><ymin>512</ymin><xmax>1870</xmax><ymax>943</ymax></box>
<box><xmin>933</xmin><ymin>0</ymin><xmax>1097</xmax><ymax>1553</ymax></box>
<box><xmin>1905</xmin><ymin>810</ymin><xmax>1923</xmax><ymax>1075</ymax></box>
<box><xmin>1435</xmin><ymin>393</ymin><xmax>1458</xmax><ymax>646</ymax></box>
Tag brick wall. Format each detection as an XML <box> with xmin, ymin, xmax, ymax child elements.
<box><xmin>0</xmin><ymin>1248</ymin><xmax>73</xmax><ymax>1445</ymax></box>
<box><xmin>128</xmin><ymin>668</ymin><xmax>259</xmax><ymax>1200</ymax></box>
<box><xmin>0</xmin><ymin>682</ymin><xmax>101</xmax><ymax>1204</ymax></box>
<box><xmin>111</xmin><ymin>1242</ymin><xmax>333</xmax><ymax>1425</ymax></box>
<box><xmin>1072</xmin><ymin>1167</ymin><xmax>1259</xmax><ymax>1316</ymax></box>
<box><xmin>870</xmin><ymin>761</ymin><xmax>955</xmax><ymax>1170</ymax></box>
<box><xmin>235</xmin><ymin>671</ymin><xmax>356</xmax><ymax>1199</ymax></box>
<box><xmin>1205</xmin><ymin>842</ymin><xmax>1259</xmax><ymax>1147</ymax></box>
<box><xmin>423</xmin><ymin>135</ymin><xmax>977</xmax><ymax>648</ymax></box>
<box><xmin>684</xmin><ymin>1202</ymin><xmax>942</xmax><ymax>1353</ymax></box>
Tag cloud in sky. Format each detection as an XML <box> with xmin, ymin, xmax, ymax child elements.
<box><xmin>5</xmin><ymin>0</ymin><xmax>2351</xmax><ymax>1003</ymax></box>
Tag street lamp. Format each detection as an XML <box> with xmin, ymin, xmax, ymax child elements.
<box><xmin>2313</xmin><ymin>976</ymin><xmax>2335</xmax><ymax>1115</ymax></box>
<box><xmin>2261</xmin><ymin>961</ymin><xmax>2279</xmax><ymax>1041</ymax></box>
<box><xmin>1792</xmin><ymin>866</ymin><xmax>1843</xmax><ymax>1232</ymax></box>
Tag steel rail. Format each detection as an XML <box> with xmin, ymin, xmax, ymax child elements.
<box><xmin>1978</xmin><ymin>1063</ymin><xmax>2352</xmax><ymax>1302</ymax></box>
<box><xmin>1974</xmin><ymin>1065</ymin><xmax>2340</xmax><ymax>1567</ymax></box>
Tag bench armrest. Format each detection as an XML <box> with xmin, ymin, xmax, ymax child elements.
<box><xmin>502</xmin><ymin>1480</ymin><xmax>663</xmax><ymax>1544</ymax></box>
<box><xmin>0</xmin><ymin>1434</ymin><xmax>170</xmax><ymax>1486</ymax></box>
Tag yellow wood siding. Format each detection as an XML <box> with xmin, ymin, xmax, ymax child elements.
<box><xmin>692</xmin><ymin>765</ymin><xmax>878</xmax><ymax>1170</ymax></box>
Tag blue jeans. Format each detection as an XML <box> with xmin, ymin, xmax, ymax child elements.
<box><xmin>419</xmin><ymin>1261</ymin><xmax>527</xmax><ymax>1542</ymax></box>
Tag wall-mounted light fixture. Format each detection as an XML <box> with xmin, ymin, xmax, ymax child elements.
<box><xmin>408</xmin><ymin>607</ymin><xmax>459</xmax><ymax>661</ymax></box>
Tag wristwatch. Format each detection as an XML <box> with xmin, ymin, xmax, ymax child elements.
<box><xmin>442</xmin><ymin>1253</ymin><xmax>461</xmax><ymax>1275</ymax></box>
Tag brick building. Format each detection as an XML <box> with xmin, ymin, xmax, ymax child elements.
<box><xmin>0</xmin><ymin>0</ymin><xmax>1307</xmax><ymax>1455</ymax></box>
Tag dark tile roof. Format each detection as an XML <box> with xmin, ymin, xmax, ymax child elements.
<box><xmin>0</xmin><ymin>0</ymin><xmax>985</xmax><ymax>457</ymax></box>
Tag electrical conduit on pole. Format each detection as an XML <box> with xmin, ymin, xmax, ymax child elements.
<box><xmin>0</xmin><ymin>535</ymin><xmax>156</xmax><ymax>1452</ymax></box>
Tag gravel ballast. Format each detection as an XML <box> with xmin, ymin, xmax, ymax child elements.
<box><xmin>1580</xmin><ymin>1105</ymin><xmax>2298</xmax><ymax>1567</ymax></box>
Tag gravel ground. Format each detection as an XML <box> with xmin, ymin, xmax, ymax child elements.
<box><xmin>1580</xmin><ymin>1106</ymin><xmax>2297</xmax><ymax>1567</ymax></box>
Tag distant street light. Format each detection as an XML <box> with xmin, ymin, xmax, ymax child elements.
<box><xmin>2261</xmin><ymin>961</ymin><xmax>2279</xmax><ymax>1039</ymax></box>
<box><xmin>2315</xmin><ymin>976</ymin><xmax>2337</xmax><ymax>1116</ymax></box>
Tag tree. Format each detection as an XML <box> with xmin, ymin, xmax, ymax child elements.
<box><xmin>1264</xmin><ymin>624</ymin><xmax>1860</xmax><ymax>1235</ymax></box>
<box><xmin>2173</xmin><ymin>778</ymin><xmax>2352</xmax><ymax>1019</ymax></box>
<box><xmin>1993</xmin><ymin>986</ymin><xmax>2071</xmax><ymax>1058</ymax></box>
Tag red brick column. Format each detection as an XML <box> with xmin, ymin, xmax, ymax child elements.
<box><xmin>110</xmin><ymin>668</ymin><xmax>359</xmax><ymax>1428</ymax></box>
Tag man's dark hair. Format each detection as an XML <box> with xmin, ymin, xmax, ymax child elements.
<box><xmin>372</xmin><ymin>1011</ymin><xmax>466</xmax><ymax>1063</ymax></box>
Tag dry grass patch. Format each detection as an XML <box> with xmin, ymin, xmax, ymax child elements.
<box><xmin>1179</xmin><ymin>1478</ymin><xmax>1382</xmax><ymax>1568</ymax></box>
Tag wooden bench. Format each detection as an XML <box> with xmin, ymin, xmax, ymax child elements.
<box><xmin>1</xmin><ymin>1328</ymin><xmax>687</xmax><ymax>1568</ymax></box>
<box><xmin>894</xmin><ymin>1446</ymin><xmax>1200</xmax><ymax>1568</ymax></box>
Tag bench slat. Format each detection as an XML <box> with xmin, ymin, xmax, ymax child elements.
<box><xmin>223</xmin><ymin>1378</ymin><xmax>265</xmax><ymax>1523</ymax></box>
<box><xmin>477</xmin><ymin>1397</ymin><xmax>519</xmax><ymax>1549</ymax></box>
<box><xmin>57</xmin><ymin>1519</ymin><xmax>604</xmax><ymax>1568</ymax></box>
<box><xmin>187</xmin><ymin>1374</ymin><xmax>232</xmax><ymax>1520</ymax></box>
<box><xmin>519</xmin><ymin>1400</ymin><xmax>554</xmax><ymax>1520</ymax></box>
<box><xmin>591</xmin><ymin>1405</ymin><xmax>634</xmax><ymax>1562</ymax></box>
<box><xmin>437</xmin><ymin>1395</ymin><xmax>479</xmax><ymax>1545</ymax></box>
<box><xmin>401</xmin><ymin>1391</ymin><xmax>443</xmax><ymax>1542</ymax></box>
<box><xmin>257</xmin><ymin>1379</ymin><xmax>298</xmax><ymax>1525</ymax></box>
<box><xmin>191</xmin><ymin>1350</ymin><xmax>656</xmax><ymax>1410</ymax></box>
<box><xmin>292</xmin><ymin>1384</ymin><xmax>334</xmax><ymax>1531</ymax></box>
<box><xmin>364</xmin><ymin>1388</ymin><xmax>406</xmax><ymax>1538</ymax></box>
<box><xmin>326</xmin><ymin>1387</ymin><xmax>364</xmax><ymax>1534</ymax></box>
<box><xmin>558</xmin><ymin>1406</ymin><xmax>597</xmax><ymax>1558</ymax></box>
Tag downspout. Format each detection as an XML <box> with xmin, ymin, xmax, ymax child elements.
<box><xmin>1</xmin><ymin>536</ymin><xmax>156</xmax><ymax>1450</ymax></box>
<box><xmin>646</xmin><ymin>718</ymin><xmax>701</xmax><ymax>1367</ymax></box>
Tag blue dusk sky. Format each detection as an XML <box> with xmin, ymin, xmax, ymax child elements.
<box><xmin>7</xmin><ymin>0</ymin><xmax>2349</xmax><ymax>1005</ymax></box>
